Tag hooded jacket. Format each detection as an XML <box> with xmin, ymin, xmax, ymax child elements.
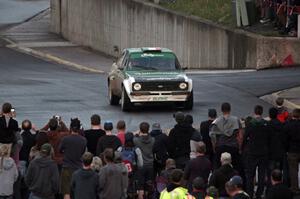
<box><xmin>160</xmin><ymin>185</ymin><xmax>190</xmax><ymax>199</ymax></box>
<box><xmin>70</xmin><ymin>168</ymin><xmax>99</xmax><ymax>199</ymax></box>
<box><xmin>243</xmin><ymin>117</ymin><xmax>270</xmax><ymax>156</ymax></box>
<box><xmin>210</xmin><ymin>115</ymin><xmax>240</xmax><ymax>148</ymax></box>
<box><xmin>168</xmin><ymin>123</ymin><xmax>193</xmax><ymax>159</ymax></box>
<box><xmin>0</xmin><ymin>157</ymin><xmax>18</xmax><ymax>196</ymax></box>
<box><xmin>25</xmin><ymin>156</ymin><xmax>59</xmax><ymax>199</ymax></box>
<box><xmin>134</xmin><ymin>135</ymin><xmax>155</xmax><ymax>167</ymax></box>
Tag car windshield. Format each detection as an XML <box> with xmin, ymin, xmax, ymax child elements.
<box><xmin>127</xmin><ymin>52</ymin><xmax>181</xmax><ymax>71</ymax></box>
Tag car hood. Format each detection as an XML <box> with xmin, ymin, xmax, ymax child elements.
<box><xmin>125</xmin><ymin>70</ymin><xmax>186</xmax><ymax>81</ymax></box>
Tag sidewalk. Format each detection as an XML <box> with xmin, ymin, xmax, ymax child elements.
<box><xmin>2</xmin><ymin>8</ymin><xmax>113</xmax><ymax>73</ymax></box>
<box><xmin>261</xmin><ymin>87</ymin><xmax>300</xmax><ymax>110</ymax></box>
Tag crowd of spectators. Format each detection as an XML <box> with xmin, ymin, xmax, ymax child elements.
<box><xmin>257</xmin><ymin>0</ymin><xmax>300</xmax><ymax>36</ymax></box>
<box><xmin>0</xmin><ymin>98</ymin><xmax>300</xmax><ymax>199</ymax></box>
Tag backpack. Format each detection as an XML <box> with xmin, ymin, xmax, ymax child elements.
<box><xmin>121</xmin><ymin>147</ymin><xmax>137</xmax><ymax>174</ymax></box>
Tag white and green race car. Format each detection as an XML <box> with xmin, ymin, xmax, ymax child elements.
<box><xmin>108</xmin><ymin>47</ymin><xmax>193</xmax><ymax>111</ymax></box>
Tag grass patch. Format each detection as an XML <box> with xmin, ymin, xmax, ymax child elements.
<box><xmin>160</xmin><ymin>0</ymin><xmax>234</xmax><ymax>25</ymax></box>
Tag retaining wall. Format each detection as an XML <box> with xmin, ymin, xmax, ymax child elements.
<box><xmin>51</xmin><ymin>0</ymin><xmax>300</xmax><ymax>69</ymax></box>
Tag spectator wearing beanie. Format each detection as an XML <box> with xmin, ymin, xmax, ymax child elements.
<box><xmin>151</xmin><ymin>122</ymin><xmax>169</xmax><ymax>176</ymax></box>
<box><xmin>25</xmin><ymin>143</ymin><xmax>59</xmax><ymax>199</ymax></box>
<box><xmin>200</xmin><ymin>109</ymin><xmax>217</xmax><ymax>162</ymax></box>
<box><xmin>116</xmin><ymin>120</ymin><xmax>126</xmax><ymax>146</ymax></box>
<box><xmin>70</xmin><ymin>152</ymin><xmax>99</xmax><ymax>199</ymax></box>
<box><xmin>84</xmin><ymin>114</ymin><xmax>106</xmax><ymax>156</ymax></box>
<box><xmin>209</xmin><ymin>152</ymin><xmax>238</xmax><ymax>197</ymax></box>
<box><xmin>0</xmin><ymin>144</ymin><xmax>18</xmax><ymax>199</ymax></box>
<box><xmin>59</xmin><ymin>118</ymin><xmax>87</xmax><ymax>199</ymax></box>
<box><xmin>168</xmin><ymin>112</ymin><xmax>194</xmax><ymax>170</ymax></box>
<box><xmin>225</xmin><ymin>176</ymin><xmax>249</xmax><ymax>199</ymax></box>
<box><xmin>96</xmin><ymin>121</ymin><xmax>121</xmax><ymax>155</ymax></box>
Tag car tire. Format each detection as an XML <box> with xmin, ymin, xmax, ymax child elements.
<box><xmin>121</xmin><ymin>87</ymin><xmax>132</xmax><ymax>112</ymax></box>
<box><xmin>184</xmin><ymin>90</ymin><xmax>193</xmax><ymax>110</ymax></box>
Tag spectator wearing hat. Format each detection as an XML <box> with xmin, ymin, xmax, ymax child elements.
<box><xmin>209</xmin><ymin>152</ymin><xmax>238</xmax><ymax>197</ymax></box>
<box><xmin>59</xmin><ymin>118</ymin><xmax>87</xmax><ymax>199</ymax></box>
<box><xmin>225</xmin><ymin>176</ymin><xmax>249</xmax><ymax>199</ymax></box>
<box><xmin>184</xmin><ymin>142</ymin><xmax>212</xmax><ymax>192</ymax></box>
<box><xmin>134</xmin><ymin>122</ymin><xmax>155</xmax><ymax>199</ymax></box>
<box><xmin>200</xmin><ymin>109</ymin><xmax>217</xmax><ymax>162</ymax></box>
<box><xmin>151</xmin><ymin>122</ymin><xmax>169</xmax><ymax>176</ymax></box>
<box><xmin>70</xmin><ymin>152</ymin><xmax>99</xmax><ymax>199</ymax></box>
<box><xmin>0</xmin><ymin>144</ymin><xmax>18</xmax><ymax>199</ymax></box>
<box><xmin>25</xmin><ymin>143</ymin><xmax>59</xmax><ymax>199</ymax></box>
<box><xmin>210</xmin><ymin>103</ymin><xmax>242</xmax><ymax>172</ymax></box>
<box><xmin>98</xmin><ymin>148</ymin><xmax>128</xmax><ymax>199</ymax></box>
<box><xmin>168</xmin><ymin>112</ymin><xmax>194</xmax><ymax>170</ymax></box>
<box><xmin>185</xmin><ymin>115</ymin><xmax>202</xmax><ymax>159</ymax></box>
<box><xmin>96</xmin><ymin>121</ymin><xmax>121</xmax><ymax>155</ymax></box>
<box><xmin>116</xmin><ymin>120</ymin><xmax>126</xmax><ymax>146</ymax></box>
<box><xmin>84</xmin><ymin>114</ymin><xmax>106</xmax><ymax>156</ymax></box>
<box><xmin>266</xmin><ymin>169</ymin><xmax>292</xmax><ymax>199</ymax></box>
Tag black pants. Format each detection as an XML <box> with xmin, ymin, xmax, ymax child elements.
<box><xmin>287</xmin><ymin>153</ymin><xmax>300</xmax><ymax>192</ymax></box>
<box><xmin>245</xmin><ymin>155</ymin><xmax>268</xmax><ymax>198</ymax></box>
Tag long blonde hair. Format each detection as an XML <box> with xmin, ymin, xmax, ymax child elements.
<box><xmin>0</xmin><ymin>144</ymin><xmax>9</xmax><ymax>172</ymax></box>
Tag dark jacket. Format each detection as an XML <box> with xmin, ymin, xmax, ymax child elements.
<box><xmin>184</xmin><ymin>155</ymin><xmax>211</xmax><ymax>190</ymax></box>
<box><xmin>168</xmin><ymin>123</ymin><xmax>193</xmax><ymax>159</ymax></box>
<box><xmin>284</xmin><ymin>119</ymin><xmax>300</xmax><ymax>153</ymax></box>
<box><xmin>232</xmin><ymin>192</ymin><xmax>250</xmax><ymax>199</ymax></box>
<box><xmin>134</xmin><ymin>135</ymin><xmax>155</xmax><ymax>168</ymax></box>
<box><xmin>25</xmin><ymin>156</ymin><xmax>59</xmax><ymax>199</ymax></box>
<box><xmin>84</xmin><ymin>129</ymin><xmax>105</xmax><ymax>156</ymax></box>
<box><xmin>0</xmin><ymin>116</ymin><xmax>18</xmax><ymax>144</ymax></box>
<box><xmin>268</xmin><ymin>119</ymin><xmax>285</xmax><ymax>161</ymax></box>
<box><xmin>96</xmin><ymin>135</ymin><xmax>121</xmax><ymax>155</ymax></box>
<box><xmin>151</xmin><ymin>131</ymin><xmax>169</xmax><ymax>165</ymax></box>
<box><xmin>243</xmin><ymin>117</ymin><xmax>270</xmax><ymax>156</ymax></box>
<box><xmin>70</xmin><ymin>168</ymin><xmax>99</xmax><ymax>199</ymax></box>
<box><xmin>19</xmin><ymin>130</ymin><xmax>36</xmax><ymax>163</ymax></box>
<box><xmin>200</xmin><ymin>120</ymin><xmax>214</xmax><ymax>159</ymax></box>
<box><xmin>266</xmin><ymin>183</ymin><xmax>293</xmax><ymax>199</ymax></box>
<box><xmin>209</xmin><ymin>164</ymin><xmax>238</xmax><ymax>197</ymax></box>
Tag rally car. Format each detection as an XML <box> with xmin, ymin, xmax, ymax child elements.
<box><xmin>107</xmin><ymin>47</ymin><xmax>193</xmax><ymax>111</ymax></box>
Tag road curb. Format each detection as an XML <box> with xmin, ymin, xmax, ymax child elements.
<box><xmin>260</xmin><ymin>89</ymin><xmax>300</xmax><ymax>110</ymax></box>
<box><xmin>5</xmin><ymin>41</ymin><xmax>105</xmax><ymax>74</ymax></box>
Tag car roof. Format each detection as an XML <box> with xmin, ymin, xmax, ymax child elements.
<box><xmin>125</xmin><ymin>47</ymin><xmax>174</xmax><ymax>54</ymax></box>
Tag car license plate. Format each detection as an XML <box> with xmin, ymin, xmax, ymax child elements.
<box><xmin>152</xmin><ymin>96</ymin><xmax>168</xmax><ymax>101</ymax></box>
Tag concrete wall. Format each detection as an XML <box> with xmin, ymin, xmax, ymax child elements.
<box><xmin>51</xmin><ymin>0</ymin><xmax>300</xmax><ymax>69</ymax></box>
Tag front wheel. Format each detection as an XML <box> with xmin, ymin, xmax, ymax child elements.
<box><xmin>121</xmin><ymin>87</ymin><xmax>132</xmax><ymax>112</ymax></box>
<box><xmin>184</xmin><ymin>90</ymin><xmax>193</xmax><ymax>110</ymax></box>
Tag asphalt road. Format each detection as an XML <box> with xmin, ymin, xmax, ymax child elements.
<box><xmin>1</xmin><ymin>44</ymin><xmax>300</xmax><ymax>131</ymax></box>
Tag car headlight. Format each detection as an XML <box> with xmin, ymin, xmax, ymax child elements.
<box><xmin>179</xmin><ymin>82</ymin><xmax>188</xmax><ymax>90</ymax></box>
<box><xmin>133</xmin><ymin>83</ymin><xmax>142</xmax><ymax>91</ymax></box>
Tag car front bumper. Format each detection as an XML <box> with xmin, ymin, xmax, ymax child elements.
<box><xmin>129</xmin><ymin>91</ymin><xmax>191</xmax><ymax>102</ymax></box>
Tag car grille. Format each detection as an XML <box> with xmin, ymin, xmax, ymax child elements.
<box><xmin>138</xmin><ymin>81</ymin><xmax>185</xmax><ymax>91</ymax></box>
